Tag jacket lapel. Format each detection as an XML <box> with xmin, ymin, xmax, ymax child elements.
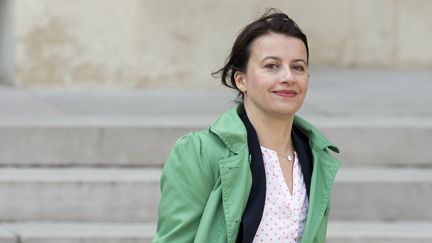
<box><xmin>218</xmin><ymin>152</ymin><xmax>251</xmax><ymax>243</ymax></box>
<box><xmin>300</xmin><ymin>145</ymin><xmax>340</xmax><ymax>243</ymax></box>
<box><xmin>210</xmin><ymin>105</ymin><xmax>252</xmax><ymax>243</ymax></box>
<box><xmin>293</xmin><ymin>115</ymin><xmax>340</xmax><ymax>243</ymax></box>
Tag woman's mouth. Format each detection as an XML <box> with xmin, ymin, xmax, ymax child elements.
<box><xmin>272</xmin><ymin>90</ymin><xmax>297</xmax><ymax>97</ymax></box>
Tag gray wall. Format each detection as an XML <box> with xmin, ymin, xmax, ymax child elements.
<box><xmin>6</xmin><ymin>0</ymin><xmax>432</xmax><ymax>88</ymax></box>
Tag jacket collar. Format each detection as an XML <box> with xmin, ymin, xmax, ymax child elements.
<box><xmin>293</xmin><ymin>115</ymin><xmax>339</xmax><ymax>154</ymax></box>
<box><xmin>209</xmin><ymin>105</ymin><xmax>247</xmax><ymax>154</ymax></box>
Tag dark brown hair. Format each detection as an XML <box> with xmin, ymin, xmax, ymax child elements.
<box><xmin>212</xmin><ymin>8</ymin><xmax>309</xmax><ymax>100</ymax></box>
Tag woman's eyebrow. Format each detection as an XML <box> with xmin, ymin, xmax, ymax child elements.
<box><xmin>260</xmin><ymin>56</ymin><xmax>282</xmax><ymax>62</ymax></box>
<box><xmin>292</xmin><ymin>59</ymin><xmax>307</xmax><ymax>64</ymax></box>
<box><xmin>261</xmin><ymin>56</ymin><xmax>307</xmax><ymax>64</ymax></box>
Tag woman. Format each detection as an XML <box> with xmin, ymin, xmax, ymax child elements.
<box><xmin>153</xmin><ymin>9</ymin><xmax>340</xmax><ymax>243</ymax></box>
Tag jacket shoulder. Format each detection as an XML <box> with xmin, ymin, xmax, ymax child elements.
<box><xmin>165</xmin><ymin>128</ymin><xmax>230</xmax><ymax>175</ymax></box>
<box><xmin>179</xmin><ymin>127</ymin><xmax>231</xmax><ymax>152</ymax></box>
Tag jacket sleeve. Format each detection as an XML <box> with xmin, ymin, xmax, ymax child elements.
<box><xmin>153</xmin><ymin>132</ymin><xmax>216</xmax><ymax>243</ymax></box>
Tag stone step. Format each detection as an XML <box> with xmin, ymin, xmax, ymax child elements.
<box><xmin>1</xmin><ymin>120</ymin><xmax>431</xmax><ymax>167</ymax></box>
<box><xmin>327</xmin><ymin>221</ymin><xmax>432</xmax><ymax>243</ymax></box>
<box><xmin>0</xmin><ymin>168</ymin><xmax>160</xmax><ymax>223</ymax></box>
<box><xmin>0</xmin><ymin>228</ymin><xmax>14</xmax><ymax>243</ymax></box>
<box><xmin>0</xmin><ymin>221</ymin><xmax>431</xmax><ymax>243</ymax></box>
<box><xmin>0</xmin><ymin>125</ymin><xmax>190</xmax><ymax>167</ymax></box>
<box><xmin>1</xmin><ymin>168</ymin><xmax>431</xmax><ymax>222</ymax></box>
<box><xmin>331</xmin><ymin>168</ymin><xmax>432</xmax><ymax>221</ymax></box>
<box><xmin>0</xmin><ymin>222</ymin><xmax>155</xmax><ymax>243</ymax></box>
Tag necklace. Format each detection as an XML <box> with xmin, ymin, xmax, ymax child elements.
<box><xmin>261</xmin><ymin>144</ymin><xmax>295</xmax><ymax>162</ymax></box>
<box><xmin>276</xmin><ymin>151</ymin><xmax>295</xmax><ymax>162</ymax></box>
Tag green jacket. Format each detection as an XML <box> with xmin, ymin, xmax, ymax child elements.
<box><xmin>153</xmin><ymin>105</ymin><xmax>340</xmax><ymax>243</ymax></box>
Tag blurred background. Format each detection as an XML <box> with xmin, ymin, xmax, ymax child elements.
<box><xmin>0</xmin><ymin>0</ymin><xmax>431</xmax><ymax>242</ymax></box>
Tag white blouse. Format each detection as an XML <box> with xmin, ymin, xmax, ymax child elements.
<box><xmin>252</xmin><ymin>146</ymin><xmax>309</xmax><ymax>243</ymax></box>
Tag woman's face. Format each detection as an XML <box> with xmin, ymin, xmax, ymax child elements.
<box><xmin>235</xmin><ymin>32</ymin><xmax>309</xmax><ymax>119</ymax></box>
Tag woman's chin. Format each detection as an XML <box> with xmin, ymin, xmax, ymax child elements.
<box><xmin>268</xmin><ymin>109</ymin><xmax>299</xmax><ymax>119</ymax></box>
<box><xmin>270</xmin><ymin>104</ymin><xmax>302</xmax><ymax>117</ymax></box>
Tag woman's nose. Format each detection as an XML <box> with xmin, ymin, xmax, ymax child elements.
<box><xmin>280</xmin><ymin>67</ymin><xmax>295</xmax><ymax>84</ymax></box>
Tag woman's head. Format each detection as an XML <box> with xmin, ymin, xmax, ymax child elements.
<box><xmin>214</xmin><ymin>8</ymin><xmax>309</xmax><ymax>102</ymax></box>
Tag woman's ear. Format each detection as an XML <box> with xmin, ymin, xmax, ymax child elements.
<box><xmin>234</xmin><ymin>71</ymin><xmax>247</xmax><ymax>93</ymax></box>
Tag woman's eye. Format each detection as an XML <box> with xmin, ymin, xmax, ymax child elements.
<box><xmin>265</xmin><ymin>64</ymin><xmax>278</xmax><ymax>70</ymax></box>
<box><xmin>293</xmin><ymin>65</ymin><xmax>305</xmax><ymax>72</ymax></box>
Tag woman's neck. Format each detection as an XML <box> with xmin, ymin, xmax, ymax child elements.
<box><xmin>244</xmin><ymin>102</ymin><xmax>295</xmax><ymax>155</ymax></box>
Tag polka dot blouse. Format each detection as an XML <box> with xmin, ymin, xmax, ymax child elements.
<box><xmin>252</xmin><ymin>146</ymin><xmax>309</xmax><ymax>243</ymax></box>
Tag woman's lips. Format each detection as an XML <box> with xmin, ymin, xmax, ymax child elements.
<box><xmin>272</xmin><ymin>90</ymin><xmax>297</xmax><ymax>97</ymax></box>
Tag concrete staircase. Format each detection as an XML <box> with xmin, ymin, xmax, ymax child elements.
<box><xmin>1</xmin><ymin>68</ymin><xmax>431</xmax><ymax>242</ymax></box>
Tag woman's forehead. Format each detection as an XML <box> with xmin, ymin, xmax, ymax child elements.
<box><xmin>249</xmin><ymin>33</ymin><xmax>307</xmax><ymax>61</ymax></box>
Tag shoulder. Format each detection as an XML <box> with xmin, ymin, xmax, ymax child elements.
<box><xmin>164</xmin><ymin>128</ymin><xmax>229</xmax><ymax>178</ymax></box>
<box><xmin>171</xmin><ymin>128</ymin><xmax>227</xmax><ymax>157</ymax></box>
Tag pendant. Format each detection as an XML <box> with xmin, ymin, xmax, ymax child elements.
<box><xmin>287</xmin><ymin>155</ymin><xmax>293</xmax><ymax>161</ymax></box>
